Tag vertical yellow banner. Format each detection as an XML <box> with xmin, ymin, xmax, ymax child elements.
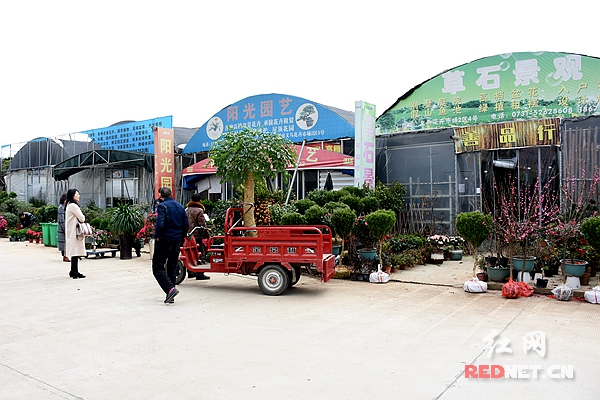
<box><xmin>153</xmin><ymin>127</ymin><xmax>175</xmax><ymax>199</ymax></box>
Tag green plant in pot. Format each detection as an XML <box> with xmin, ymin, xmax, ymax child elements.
<box><xmin>581</xmin><ymin>216</ymin><xmax>600</xmax><ymax>285</ymax></box>
<box><xmin>365</xmin><ymin>209</ymin><xmax>396</xmax><ymax>266</ymax></box>
<box><xmin>331</xmin><ymin>207</ymin><xmax>356</xmax><ymax>267</ymax></box>
<box><xmin>455</xmin><ymin>210</ymin><xmax>493</xmax><ymax>277</ymax></box>
<box><xmin>110</xmin><ymin>203</ymin><xmax>144</xmax><ymax>260</ymax></box>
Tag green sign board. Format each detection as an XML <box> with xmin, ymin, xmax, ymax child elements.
<box><xmin>377</xmin><ymin>52</ymin><xmax>600</xmax><ymax>134</ymax></box>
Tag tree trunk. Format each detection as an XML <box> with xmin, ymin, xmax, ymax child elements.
<box><xmin>244</xmin><ymin>172</ymin><xmax>257</xmax><ymax>237</ymax></box>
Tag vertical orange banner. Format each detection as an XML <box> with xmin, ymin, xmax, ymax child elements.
<box><xmin>153</xmin><ymin>127</ymin><xmax>176</xmax><ymax>199</ymax></box>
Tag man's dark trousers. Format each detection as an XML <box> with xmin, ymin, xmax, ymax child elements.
<box><xmin>152</xmin><ymin>239</ymin><xmax>181</xmax><ymax>294</ymax></box>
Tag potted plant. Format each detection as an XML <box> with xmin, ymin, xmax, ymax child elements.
<box><xmin>365</xmin><ymin>210</ymin><xmax>396</xmax><ymax>266</ymax></box>
<box><xmin>353</xmin><ymin>215</ymin><xmax>377</xmax><ymax>259</ymax></box>
<box><xmin>475</xmin><ymin>256</ymin><xmax>488</xmax><ymax>281</ymax></box>
<box><xmin>581</xmin><ymin>215</ymin><xmax>600</xmax><ymax>285</ymax></box>
<box><xmin>455</xmin><ymin>210</ymin><xmax>493</xmax><ymax>277</ymax></box>
<box><xmin>109</xmin><ymin>203</ymin><xmax>144</xmax><ymax>260</ymax></box>
<box><xmin>426</xmin><ymin>235</ymin><xmax>449</xmax><ymax>264</ymax></box>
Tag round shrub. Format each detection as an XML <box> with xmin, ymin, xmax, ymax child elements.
<box><xmin>362</xmin><ymin>196</ymin><xmax>380</xmax><ymax>214</ymax></box>
<box><xmin>293</xmin><ymin>199</ymin><xmax>317</xmax><ymax>214</ymax></box>
<box><xmin>304</xmin><ymin>205</ymin><xmax>327</xmax><ymax>225</ymax></box>
<box><xmin>340</xmin><ymin>195</ymin><xmax>364</xmax><ymax>215</ymax></box>
<box><xmin>323</xmin><ymin>201</ymin><xmax>350</xmax><ymax>213</ymax></box>
<box><xmin>280</xmin><ymin>212</ymin><xmax>307</xmax><ymax>225</ymax></box>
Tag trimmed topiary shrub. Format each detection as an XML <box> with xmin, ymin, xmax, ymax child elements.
<box><xmin>280</xmin><ymin>212</ymin><xmax>307</xmax><ymax>225</ymax></box>
<box><xmin>304</xmin><ymin>205</ymin><xmax>327</xmax><ymax>225</ymax></box>
<box><xmin>293</xmin><ymin>199</ymin><xmax>317</xmax><ymax>214</ymax></box>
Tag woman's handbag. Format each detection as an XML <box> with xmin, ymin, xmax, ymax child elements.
<box><xmin>76</xmin><ymin>222</ymin><xmax>94</xmax><ymax>236</ymax></box>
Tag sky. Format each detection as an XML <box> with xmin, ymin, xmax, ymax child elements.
<box><xmin>1</xmin><ymin>0</ymin><xmax>598</xmax><ymax>150</ymax></box>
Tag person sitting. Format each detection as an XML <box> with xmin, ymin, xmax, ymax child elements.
<box><xmin>185</xmin><ymin>193</ymin><xmax>210</xmax><ymax>280</ymax></box>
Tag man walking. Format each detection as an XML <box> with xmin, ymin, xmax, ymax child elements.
<box><xmin>152</xmin><ymin>187</ymin><xmax>189</xmax><ymax>304</ymax></box>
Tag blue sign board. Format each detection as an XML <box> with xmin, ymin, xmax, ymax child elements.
<box><xmin>183</xmin><ymin>94</ymin><xmax>354</xmax><ymax>154</ymax></box>
<box><xmin>81</xmin><ymin>116</ymin><xmax>173</xmax><ymax>154</ymax></box>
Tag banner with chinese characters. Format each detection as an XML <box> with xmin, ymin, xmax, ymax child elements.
<box><xmin>183</xmin><ymin>93</ymin><xmax>355</xmax><ymax>154</ymax></box>
<box><xmin>453</xmin><ymin>118</ymin><xmax>560</xmax><ymax>153</ymax></box>
<box><xmin>377</xmin><ymin>52</ymin><xmax>600</xmax><ymax>134</ymax></box>
<box><xmin>354</xmin><ymin>101</ymin><xmax>376</xmax><ymax>188</ymax></box>
<box><xmin>82</xmin><ymin>116</ymin><xmax>172</xmax><ymax>154</ymax></box>
<box><xmin>153</xmin><ymin>127</ymin><xmax>175</xmax><ymax>198</ymax></box>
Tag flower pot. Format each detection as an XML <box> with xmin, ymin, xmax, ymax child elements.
<box><xmin>384</xmin><ymin>265</ymin><xmax>392</xmax><ymax>274</ymax></box>
<box><xmin>536</xmin><ymin>278</ymin><xmax>548</xmax><ymax>288</ymax></box>
<box><xmin>449</xmin><ymin>249</ymin><xmax>463</xmax><ymax>260</ymax></box>
<box><xmin>430</xmin><ymin>249</ymin><xmax>444</xmax><ymax>264</ymax></box>
<box><xmin>580</xmin><ymin>271</ymin><xmax>591</xmax><ymax>285</ymax></box>
<box><xmin>476</xmin><ymin>272</ymin><xmax>488</xmax><ymax>282</ymax></box>
<box><xmin>561</xmin><ymin>259</ymin><xmax>587</xmax><ymax>277</ymax></box>
<box><xmin>332</xmin><ymin>245</ymin><xmax>341</xmax><ymax>256</ymax></box>
<box><xmin>513</xmin><ymin>256</ymin><xmax>536</xmax><ymax>272</ymax></box>
<box><xmin>487</xmin><ymin>267</ymin><xmax>510</xmax><ymax>282</ymax></box>
<box><xmin>485</xmin><ymin>256</ymin><xmax>497</xmax><ymax>268</ymax></box>
<box><xmin>358</xmin><ymin>249</ymin><xmax>377</xmax><ymax>260</ymax></box>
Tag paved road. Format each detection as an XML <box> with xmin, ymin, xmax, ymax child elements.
<box><xmin>1</xmin><ymin>240</ymin><xmax>599</xmax><ymax>399</ymax></box>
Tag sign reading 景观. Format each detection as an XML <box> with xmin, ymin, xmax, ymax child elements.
<box><xmin>153</xmin><ymin>127</ymin><xmax>175</xmax><ymax>198</ymax></box>
<box><xmin>377</xmin><ymin>52</ymin><xmax>600</xmax><ymax>134</ymax></box>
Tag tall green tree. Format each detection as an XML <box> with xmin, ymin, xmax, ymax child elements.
<box><xmin>209</xmin><ymin>127</ymin><xmax>296</xmax><ymax>230</ymax></box>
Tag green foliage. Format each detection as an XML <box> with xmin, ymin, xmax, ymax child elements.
<box><xmin>373</xmin><ymin>181</ymin><xmax>406</xmax><ymax>214</ymax></box>
<box><xmin>306</xmin><ymin>189</ymin><xmax>336</xmax><ymax>206</ymax></box>
<box><xmin>339</xmin><ymin>195</ymin><xmax>364</xmax><ymax>215</ymax></box>
<box><xmin>361</xmin><ymin>196</ymin><xmax>381</xmax><ymax>214</ymax></box>
<box><xmin>385</xmin><ymin>234</ymin><xmax>426</xmax><ymax>253</ymax></box>
<box><xmin>280</xmin><ymin>212</ymin><xmax>307</xmax><ymax>225</ymax></box>
<box><xmin>2</xmin><ymin>212</ymin><xmax>18</xmax><ymax>229</ymax></box>
<box><xmin>331</xmin><ymin>208</ymin><xmax>356</xmax><ymax>240</ymax></box>
<box><xmin>207</xmin><ymin>199</ymin><xmax>239</xmax><ymax>236</ymax></box>
<box><xmin>100</xmin><ymin>219</ymin><xmax>111</xmax><ymax>231</ymax></box>
<box><xmin>1</xmin><ymin>198</ymin><xmax>30</xmax><ymax>214</ymax></box>
<box><xmin>293</xmin><ymin>199</ymin><xmax>316</xmax><ymax>214</ymax></box>
<box><xmin>269</xmin><ymin>203</ymin><xmax>298</xmax><ymax>225</ymax></box>
<box><xmin>35</xmin><ymin>204</ymin><xmax>58</xmax><ymax>223</ymax></box>
<box><xmin>455</xmin><ymin>211</ymin><xmax>493</xmax><ymax>249</ymax></box>
<box><xmin>365</xmin><ymin>210</ymin><xmax>397</xmax><ymax>242</ymax></box>
<box><xmin>339</xmin><ymin>185</ymin><xmax>366</xmax><ymax>198</ymax></box>
<box><xmin>304</xmin><ymin>205</ymin><xmax>327</xmax><ymax>225</ymax></box>
<box><xmin>209</xmin><ymin>127</ymin><xmax>296</xmax><ymax>188</ymax></box>
<box><xmin>109</xmin><ymin>203</ymin><xmax>144</xmax><ymax>235</ymax></box>
<box><xmin>81</xmin><ymin>205</ymin><xmax>106</xmax><ymax>224</ymax></box>
<box><xmin>90</xmin><ymin>218</ymin><xmax>103</xmax><ymax>228</ymax></box>
<box><xmin>582</xmin><ymin>216</ymin><xmax>600</xmax><ymax>253</ymax></box>
<box><xmin>28</xmin><ymin>197</ymin><xmax>46</xmax><ymax>207</ymax></box>
<box><xmin>322</xmin><ymin>201</ymin><xmax>350</xmax><ymax>213</ymax></box>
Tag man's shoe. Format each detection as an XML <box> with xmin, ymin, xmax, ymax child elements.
<box><xmin>164</xmin><ymin>287</ymin><xmax>179</xmax><ymax>303</ymax></box>
<box><xmin>196</xmin><ymin>273</ymin><xmax>210</xmax><ymax>280</ymax></box>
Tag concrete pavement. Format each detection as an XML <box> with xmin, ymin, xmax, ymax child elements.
<box><xmin>1</xmin><ymin>239</ymin><xmax>599</xmax><ymax>399</ymax></box>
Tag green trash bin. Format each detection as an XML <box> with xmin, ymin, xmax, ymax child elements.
<box><xmin>41</xmin><ymin>223</ymin><xmax>51</xmax><ymax>247</ymax></box>
<box><xmin>49</xmin><ymin>223</ymin><xmax>58</xmax><ymax>247</ymax></box>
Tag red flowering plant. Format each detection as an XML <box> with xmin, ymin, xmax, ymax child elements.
<box><xmin>0</xmin><ymin>215</ymin><xmax>7</xmax><ymax>232</ymax></box>
<box><xmin>547</xmin><ymin>168</ymin><xmax>600</xmax><ymax>282</ymax></box>
<box><xmin>493</xmin><ymin>174</ymin><xmax>559</xmax><ymax>279</ymax></box>
<box><xmin>137</xmin><ymin>212</ymin><xmax>157</xmax><ymax>240</ymax></box>
<box><xmin>27</xmin><ymin>229</ymin><xmax>42</xmax><ymax>239</ymax></box>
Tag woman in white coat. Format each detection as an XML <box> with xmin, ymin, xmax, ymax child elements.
<box><xmin>65</xmin><ymin>188</ymin><xmax>87</xmax><ymax>279</ymax></box>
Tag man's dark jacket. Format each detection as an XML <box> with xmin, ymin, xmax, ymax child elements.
<box><xmin>154</xmin><ymin>197</ymin><xmax>189</xmax><ymax>242</ymax></box>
